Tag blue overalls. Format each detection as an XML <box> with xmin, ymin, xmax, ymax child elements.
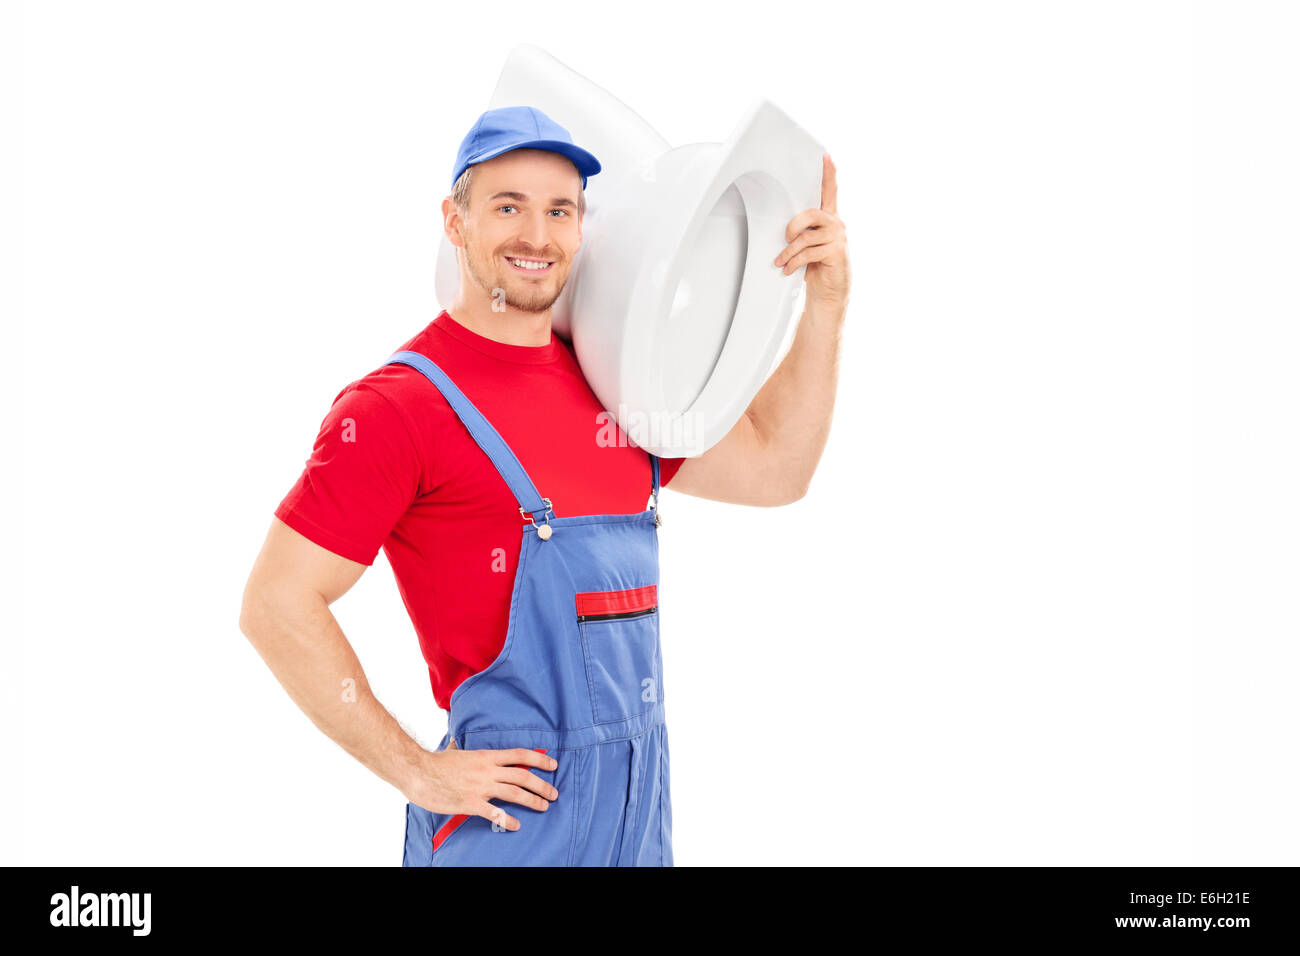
<box><xmin>388</xmin><ymin>350</ymin><xmax>673</xmax><ymax>867</ymax></box>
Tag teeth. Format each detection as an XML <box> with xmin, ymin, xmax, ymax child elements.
<box><xmin>508</xmin><ymin>257</ymin><xmax>551</xmax><ymax>271</ymax></box>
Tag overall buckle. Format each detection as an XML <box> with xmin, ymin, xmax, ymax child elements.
<box><xmin>520</xmin><ymin>498</ymin><xmax>555</xmax><ymax>540</ymax></box>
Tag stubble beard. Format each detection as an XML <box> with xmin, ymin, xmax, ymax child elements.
<box><xmin>463</xmin><ymin>233</ymin><xmax>567</xmax><ymax>314</ymax></box>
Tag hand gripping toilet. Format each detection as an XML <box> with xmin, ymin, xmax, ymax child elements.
<box><xmin>435</xmin><ymin>44</ymin><xmax>827</xmax><ymax>457</ymax></box>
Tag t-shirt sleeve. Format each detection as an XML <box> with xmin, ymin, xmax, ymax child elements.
<box><xmin>659</xmin><ymin>456</ymin><xmax>688</xmax><ymax>488</ymax></box>
<box><xmin>274</xmin><ymin>382</ymin><xmax>424</xmax><ymax>566</ymax></box>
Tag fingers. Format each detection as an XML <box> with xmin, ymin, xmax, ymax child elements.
<box><xmin>773</xmin><ymin>156</ymin><xmax>839</xmax><ymax>274</ymax></box>
<box><xmin>501</xmin><ymin>766</ymin><xmax>559</xmax><ymax>801</ymax></box>
<box><xmin>475</xmin><ymin>800</ymin><xmax>519</xmax><ymax>832</ymax></box>
<box><xmin>491</xmin><ymin>782</ymin><xmax>553</xmax><ymax>813</ymax></box>
<box><xmin>783</xmin><ymin>208</ymin><xmax>827</xmax><ymax>242</ymax></box>
<box><xmin>498</xmin><ymin>747</ymin><xmax>558</xmax><ymax>772</ymax></box>
<box><xmin>820</xmin><ymin>153</ymin><xmax>838</xmax><ymax>215</ymax></box>
<box><xmin>775</xmin><ymin>227</ymin><xmax>836</xmax><ymax>273</ymax></box>
<box><xmin>440</xmin><ymin>746</ymin><xmax>559</xmax><ymax>834</ymax></box>
<box><xmin>780</xmin><ymin>242</ymin><xmax>837</xmax><ymax>274</ymax></box>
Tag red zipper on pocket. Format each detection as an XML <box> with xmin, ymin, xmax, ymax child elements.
<box><xmin>432</xmin><ymin>748</ymin><xmax>549</xmax><ymax>853</ymax></box>
<box><xmin>575</xmin><ymin>585</ymin><xmax>657</xmax><ymax>623</ymax></box>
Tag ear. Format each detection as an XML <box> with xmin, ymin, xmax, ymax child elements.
<box><xmin>442</xmin><ymin>196</ymin><xmax>465</xmax><ymax>250</ymax></box>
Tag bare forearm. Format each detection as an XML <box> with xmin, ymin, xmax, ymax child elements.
<box><xmin>746</xmin><ymin>296</ymin><xmax>848</xmax><ymax>496</ymax></box>
<box><xmin>240</xmin><ymin>586</ymin><xmax>425</xmax><ymax>794</ymax></box>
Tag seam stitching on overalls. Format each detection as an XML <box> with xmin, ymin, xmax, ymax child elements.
<box><xmin>658</xmin><ymin>725</ymin><xmax>667</xmax><ymax>867</ymax></box>
<box><xmin>578</xmin><ymin>622</ymin><xmax>602</xmax><ymax>724</ymax></box>
<box><xmin>447</xmin><ymin>531</ymin><xmax>532</xmax><ymax>713</ymax></box>
<box><xmin>566</xmin><ymin>747</ymin><xmax>582</xmax><ymax>866</ymax></box>
<box><xmin>457</xmin><ymin>716</ymin><xmax>664</xmax><ymax>746</ymax></box>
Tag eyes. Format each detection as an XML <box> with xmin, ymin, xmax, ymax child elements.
<box><xmin>497</xmin><ymin>204</ymin><xmax>569</xmax><ymax>218</ymax></box>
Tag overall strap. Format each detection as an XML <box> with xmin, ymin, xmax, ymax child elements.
<box><xmin>649</xmin><ymin>453</ymin><xmax>661</xmax><ymax>526</ymax></box>
<box><xmin>385</xmin><ymin>350</ymin><xmax>552</xmax><ymax>520</ymax></box>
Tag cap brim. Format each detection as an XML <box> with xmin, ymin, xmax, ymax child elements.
<box><xmin>468</xmin><ymin>139</ymin><xmax>602</xmax><ymax>184</ymax></box>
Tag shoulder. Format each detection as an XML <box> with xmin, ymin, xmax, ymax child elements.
<box><xmin>330</xmin><ymin>364</ymin><xmax>457</xmax><ymax>469</ymax></box>
<box><xmin>341</xmin><ymin>326</ymin><xmax>465</xmax><ymax>427</ymax></box>
<box><xmin>304</xmin><ymin>341</ymin><xmax>462</xmax><ymax>490</ymax></box>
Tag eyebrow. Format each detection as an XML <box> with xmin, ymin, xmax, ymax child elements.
<box><xmin>487</xmin><ymin>190</ymin><xmax>578</xmax><ymax>209</ymax></box>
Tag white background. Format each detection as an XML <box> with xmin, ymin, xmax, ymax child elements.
<box><xmin>5</xmin><ymin>1</ymin><xmax>1298</xmax><ymax>866</ymax></box>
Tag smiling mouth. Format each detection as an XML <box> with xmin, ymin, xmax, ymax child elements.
<box><xmin>504</xmin><ymin>255</ymin><xmax>556</xmax><ymax>275</ymax></box>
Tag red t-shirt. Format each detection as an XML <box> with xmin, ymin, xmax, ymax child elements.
<box><xmin>275</xmin><ymin>310</ymin><xmax>686</xmax><ymax>711</ymax></box>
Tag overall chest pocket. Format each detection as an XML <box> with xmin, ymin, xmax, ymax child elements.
<box><xmin>576</xmin><ymin>585</ymin><xmax>661</xmax><ymax>725</ymax></box>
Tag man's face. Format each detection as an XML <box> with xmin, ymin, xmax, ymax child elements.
<box><xmin>454</xmin><ymin>149</ymin><xmax>583</xmax><ymax>313</ymax></box>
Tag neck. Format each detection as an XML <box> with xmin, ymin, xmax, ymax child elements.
<box><xmin>446</xmin><ymin>287</ymin><xmax>553</xmax><ymax>348</ymax></box>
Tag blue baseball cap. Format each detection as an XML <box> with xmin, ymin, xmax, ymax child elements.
<box><xmin>450</xmin><ymin>105</ymin><xmax>602</xmax><ymax>192</ymax></box>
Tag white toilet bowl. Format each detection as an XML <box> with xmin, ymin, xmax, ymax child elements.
<box><xmin>436</xmin><ymin>44</ymin><xmax>825</xmax><ymax>457</ymax></box>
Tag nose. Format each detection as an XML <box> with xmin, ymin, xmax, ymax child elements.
<box><xmin>519</xmin><ymin>210</ymin><xmax>554</xmax><ymax>252</ymax></box>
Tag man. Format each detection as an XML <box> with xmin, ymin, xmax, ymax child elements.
<box><xmin>239</xmin><ymin>106</ymin><xmax>850</xmax><ymax>866</ymax></box>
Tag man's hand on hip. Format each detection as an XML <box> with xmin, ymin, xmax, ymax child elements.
<box><xmin>402</xmin><ymin>738</ymin><xmax>560</xmax><ymax>832</ymax></box>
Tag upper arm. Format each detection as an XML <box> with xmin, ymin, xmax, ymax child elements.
<box><xmin>248</xmin><ymin>516</ymin><xmax>369</xmax><ymax>608</ymax></box>
<box><xmin>663</xmin><ymin>411</ymin><xmax>798</xmax><ymax>506</ymax></box>
<box><xmin>239</xmin><ymin>518</ymin><xmax>368</xmax><ymax>644</ymax></box>
<box><xmin>243</xmin><ymin>380</ymin><xmax>424</xmax><ymax>624</ymax></box>
<box><xmin>273</xmin><ymin>382</ymin><xmax>426</xmax><ymax>567</ymax></box>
